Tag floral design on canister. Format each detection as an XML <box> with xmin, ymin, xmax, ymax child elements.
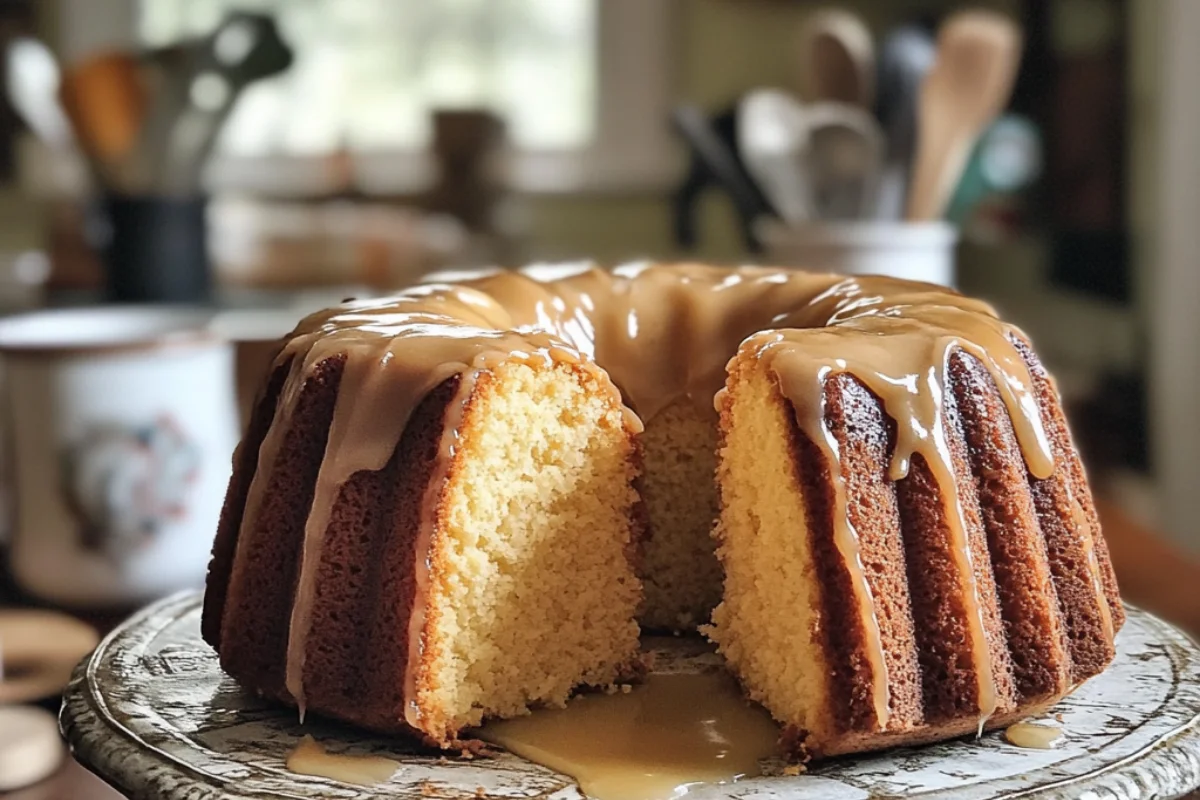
<box><xmin>61</xmin><ymin>416</ymin><xmax>200</xmax><ymax>560</ymax></box>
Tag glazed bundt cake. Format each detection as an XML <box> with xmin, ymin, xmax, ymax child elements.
<box><xmin>202</xmin><ymin>263</ymin><xmax>1122</xmax><ymax>757</ymax></box>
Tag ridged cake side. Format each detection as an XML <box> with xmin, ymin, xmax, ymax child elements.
<box><xmin>204</xmin><ymin>355</ymin><xmax>644</xmax><ymax>747</ymax></box>
<box><xmin>1014</xmin><ymin>335</ymin><xmax>1124</xmax><ymax>677</ymax></box>
<box><xmin>638</xmin><ymin>400</ymin><xmax>723</xmax><ymax>631</ymax></box>
<box><xmin>710</xmin><ymin>339</ymin><xmax>1120</xmax><ymax>759</ymax></box>
<box><xmin>206</xmin><ymin>356</ymin><xmax>347</xmax><ymax>704</ymax></box>
<box><xmin>792</xmin><ymin>373</ymin><xmax>927</xmax><ymax>737</ymax></box>
<box><xmin>202</xmin><ymin>355</ymin><xmax>290</xmax><ymax>651</ymax></box>
<box><xmin>203</xmin><ymin>357</ymin><xmax>464</xmax><ymax>739</ymax></box>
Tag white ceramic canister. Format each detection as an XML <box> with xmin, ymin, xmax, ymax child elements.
<box><xmin>0</xmin><ymin>307</ymin><xmax>238</xmax><ymax>608</ymax></box>
<box><xmin>757</xmin><ymin>220</ymin><xmax>958</xmax><ymax>288</ymax></box>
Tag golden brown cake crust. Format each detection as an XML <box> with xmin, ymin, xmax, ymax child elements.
<box><xmin>214</xmin><ymin>356</ymin><xmax>347</xmax><ymax>702</ymax></box>
<box><xmin>1014</xmin><ymin>335</ymin><xmax>1123</xmax><ymax>678</ymax></box>
<box><xmin>895</xmin><ymin>378</ymin><xmax>1019</xmax><ymax>723</ymax></box>
<box><xmin>205</xmin><ymin>362</ymin><xmax>466</xmax><ymax>740</ymax></box>
<box><xmin>739</xmin><ymin>352</ymin><xmax>1114</xmax><ymax>759</ymax></box>
<box><xmin>948</xmin><ymin>351</ymin><xmax>1073</xmax><ymax>704</ymax></box>
<box><xmin>790</xmin><ymin>374</ymin><xmax>924</xmax><ymax>735</ymax></box>
<box><xmin>299</xmin><ymin>374</ymin><xmax>465</xmax><ymax>738</ymax></box>
<box><xmin>202</xmin><ymin>359</ymin><xmax>289</xmax><ymax>650</ymax></box>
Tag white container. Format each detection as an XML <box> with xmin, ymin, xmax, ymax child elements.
<box><xmin>0</xmin><ymin>308</ymin><xmax>238</xmax><ymax>608</ymax></box>
<box><xmin>757</xmin><ymin>220</ymin><xmax>958</xmax><ymax>287</ymax></box>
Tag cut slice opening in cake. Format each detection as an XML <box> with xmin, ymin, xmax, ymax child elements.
<box><xmin>639</xmin><ymin>399</ymin><xmax>722</xmax><ymax>631</ymax></box>
<box><xmin>412</xmin><ymin>360</ymin><xmax>643</xmax><ymax>743</ymax></box>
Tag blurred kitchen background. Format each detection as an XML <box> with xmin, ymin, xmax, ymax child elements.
<box><xmin>0</xmin><ymin>2</ymin><xmax>1195</xmax><ymax>573</ymax></box>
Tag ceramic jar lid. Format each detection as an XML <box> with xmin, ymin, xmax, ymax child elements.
<box><xmin>0</xmin><ymin>705</ymin><xmax>65</xmax><ymax>791</ymax></box>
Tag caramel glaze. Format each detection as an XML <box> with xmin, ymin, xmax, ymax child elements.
<box><xmin>286</xmin><ymin>735</ymin><xmax>400</xmax><ymax>785</ymax></box>
<box><xmin>477</xmin><ymin>672</ymin><xmax>781</xmax><ymax>800</ymax></box>
<box><xmin>230</xmin><ymin>262</ymin><xmax>1066</xmax><ymax>733</ymax></box>
<box><xmin>1004</xmin><ymin>720</ymin><xmax>1065</xmax><ymax>749</ymax></box>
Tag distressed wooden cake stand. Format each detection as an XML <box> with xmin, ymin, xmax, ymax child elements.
<box><xmin>62</xmin><ymin>592</ymin><xmax>1200</xmax><ymax>799</ymax></box>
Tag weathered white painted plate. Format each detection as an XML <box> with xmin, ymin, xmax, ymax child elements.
<box><xmin>62</xmin><ymin>593</ymin><xmax>1200</xmax><ymax>799</ymax></box>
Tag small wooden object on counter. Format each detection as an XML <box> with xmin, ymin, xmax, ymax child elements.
<box><xmin>421</xmin><ymin>109</ymin><xmax>504</xmax><ymax>232</ymax></box>
<box><xmin>0</xmin><ymin>706</ymin><xmax>65</xmax><ymax>792</ymax></box>
<box><xmin>906</xmin><ymin>10</ymin><xmax>1022</xmax><ymax>221</ymax></box>
<box><xmin>0</xmin><ymin>609</ymin><xmax>100</xmax><ymax>703</ymax></box>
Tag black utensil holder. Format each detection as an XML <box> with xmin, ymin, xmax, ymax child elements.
<box><xmin>98</xmin><ymin>195</ymin><xmax>211</xmax><ymax>304</ymax></box>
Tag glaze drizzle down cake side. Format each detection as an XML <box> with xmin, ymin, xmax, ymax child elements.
<box><xmin>201</xmin><ymin>263</ymin><xmax>1122</xmax><ymax>753</ymax></box>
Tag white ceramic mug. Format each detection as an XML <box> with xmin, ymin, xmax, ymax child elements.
<box><xmin>757</xmin><ymin>220</ymin><xmax>958</xmax><ymax>288</ymax></box>
<box><xmin>0</xmin><ymin>308</ymin><xmax>238</xmax><ymax>608</ymax></box>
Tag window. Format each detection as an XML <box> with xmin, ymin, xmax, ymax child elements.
<box><xmin>124</xmin><ymin>0</ymin><xmax>676</xmax><ymax>193</ymax></box>
<box><xmin>140</xmin><ymin>0</ymin><xmax>597</xmax><ymax>155</ymax></box>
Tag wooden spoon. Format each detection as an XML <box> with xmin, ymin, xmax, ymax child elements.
<box><xmin>905</xmin><ymin>10</ymin><xmax>1022</xmax><ymax>221</ymax></box>
<box><xmin>59</xmin><ymin>51</ymin><xmax>147</xmax><ymax>190</ymax></box>
<box><xmin>0</xmin><ymin>609</ymin><xmax>99</xmax><ymax>703</ymax></box>
<box><xmin>797</xmin><ymin>8</ymin><xmax>875</xmax><ymax>109</ymax></box>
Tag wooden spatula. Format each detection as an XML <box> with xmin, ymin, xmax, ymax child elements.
<box><xmin>905</xmin><ymin>11</ymin><xmax>1022</xmax><ymax>221</ymax></box>
<box><xmin>59</xmin><ymin>51</ymin><xmax>146</xmax><ymax>188</ymax></box>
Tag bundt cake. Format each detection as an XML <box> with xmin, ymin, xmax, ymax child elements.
<box><xmin>202</xmin><ymin>262</ymin><xmax>1122</xmax><ymax>757</ymax></box>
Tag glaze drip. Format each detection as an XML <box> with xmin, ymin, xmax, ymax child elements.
<box><xmin>1069</xmin><ymin>483</ymin><xmax>1115</xmax><ymax>645</ymax></box>
<box><xmin>231</xmin><ymin>264</ymin><xmax>1060</xmax><ymax>730</ymax></box>
<box><xmin>787</xmin><ymin>366</ymin><xmax>893</xmax><ymax>728</ymax></box>
<box><xmin>1004</xmin><ymin>721</ymin><xmax>1065</xmax><ymax>749</ymax></box>
<box><xmin>286</xmin><ymin>735</ymin><xmax>400</xmax><ymax>786</ymax></box>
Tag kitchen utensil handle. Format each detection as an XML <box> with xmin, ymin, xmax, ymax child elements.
<box><xmin>906</xmin><ymin>131</ymin><xmax>972</xmax><ymax>221</ymax></box>
<box><xmin>672</xmin><ymin>105</ymin><xmax>778</xmax><ymax>230</ymax></box>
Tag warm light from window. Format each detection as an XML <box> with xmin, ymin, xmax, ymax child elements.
<box><xmin>138</xmin><ymin>0</ymin><xmax>597</xmax><ymax>155</ymax></box>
